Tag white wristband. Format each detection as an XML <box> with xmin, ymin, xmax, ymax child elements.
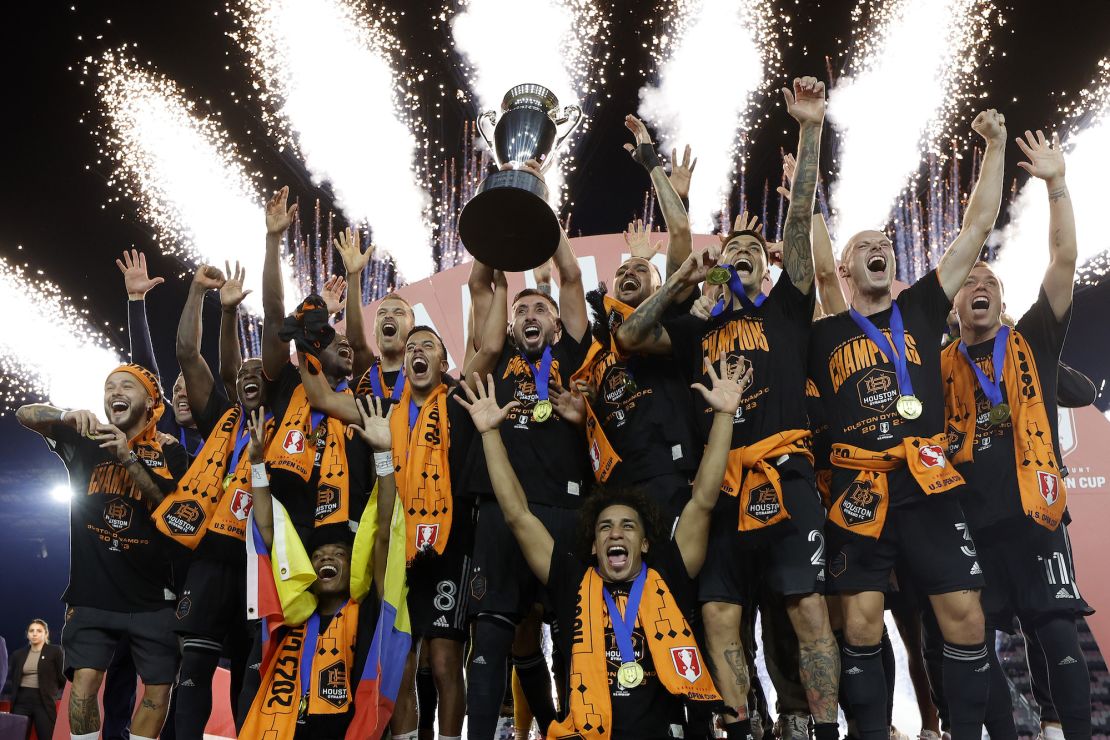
<box><xmin>251</xmin><ymin>462</ymin><xmax>269</xmax><ymax>488</ymax></box>
<box><xmin>373</xmin><ymin>451</ymin><xmax>395</xmax><ymax>477</ymax></box>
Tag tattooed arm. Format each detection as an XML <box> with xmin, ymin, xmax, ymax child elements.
<box><xmin>615</xmin><ymin>250</ymin><xmax>708</xmax><ymax>355</ymax></box>
<box><xmin>779</xmin><ymin>76</ymin><xmax>825</xmax><ymax>296</ymax></box>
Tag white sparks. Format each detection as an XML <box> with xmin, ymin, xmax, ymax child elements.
<box><xmin>97</xmin><ymin>52</ymin><xmax>286</xmax><ymax>314</ymax></box>
<box><xmin>828</xmin><ymin>0</ymin><xmax>994</xmax><ymax>241</ymax></box>
<box><xmin>451</xmin><ymin>0</ymin><xmax>607</xmax><ymax>208</ymax></box>
<box><xmin>639</xmin><ymin>0</ymin><xmax>780</xmax><ymax>232</ymax></box>
<box><xmin>236</xmin><ymin>0</ymin><xmax>433</xmax><ymax>281</ymax></box>
<box><xmin>991</xmin><ymin>59</ymin><xmax>1110</xmax><ymax>315</ymax></box>
<box><xmin>0</xmin><ymin>257</ymin><xmax>120</xmax><ymax>411</ymax></box>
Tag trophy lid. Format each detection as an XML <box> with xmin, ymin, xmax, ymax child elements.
<box><xmin>501</xmin><ymin>83</ymin><xmax>560</xmax><ymax>114</ymax></box>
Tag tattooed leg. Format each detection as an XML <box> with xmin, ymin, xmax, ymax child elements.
<box><xmin>131</xmin><ymin>683</ymin><xmax>172</xmax><ymax>737</ymax></box>
<box><xmin>702</xmin><ymin>601</ymin><xmax>749</xmax><ymax>721</ymax></box>
<box><xmin>786</xmin><ymin>592</ymin><xmax>840</xmax><ymax>723</ymax></box>
<box><xmin>70</xmin><ymin>668</ymin><xmax>106</xmax><ymax>735</ymax></box>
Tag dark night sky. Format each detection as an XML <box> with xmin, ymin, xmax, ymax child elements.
<box><xmin>1</xmin><ymin>0</ymin><xmax>1109</xmax><ymax>655</ymax></box>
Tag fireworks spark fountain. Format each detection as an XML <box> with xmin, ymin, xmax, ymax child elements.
<box><xmin>638</xmin><ymin>0</ymin><xmax>780</xmax><ymax>233</ymax></box>
<box><xmin>991</xmin><ymin>58</ymin><xmax>1110</xmax><ymax>315</ymax></box>
<box><xmin>96</xmin><ymin>52</ymin><xmax>291</xmax><ymax>314</ymax></box>
<box><xmin>0</xmin><ymin>257</ymin><xmax>121</xmax><ymax>412</ymax></box>
<box><xmin>828</xmin><ymin>0</ymin><xmax>995</xmax><ymax>241</ymax></box>
<box><xmin>450</xmin><ymin>0</ymin><xmax>609</xmax><ymax>209</ymax></box>
<box><xmin>233</xmin><ymin>0</ymin><xmax>433</xmax><ymax>281</ymax></box>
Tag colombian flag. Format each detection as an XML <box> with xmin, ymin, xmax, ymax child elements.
<box><xmin>346</xmin><ymin>484</ymin><xmax>412</xmax><ymax>738</ymax></box>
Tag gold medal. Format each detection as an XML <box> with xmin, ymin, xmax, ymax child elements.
<box><xmin>706</xmin><ymin>266</ymin><xmax>731</xmax><ymax>285</ymax></box>
<box><xmin>533</xmin><ymin>399</ymin><xmax>553</xmax><ymax>423</ymax></box>
<box><xmin>297</xmin><ymin>693</ymin><xmax>308</xmax><ymax>723</ymax></box>
<box><xmin>896</xmin><ymin>395</ymin><xmax>923</xmax><ymax>420</ymax></box>
<box><xmin>617</xmin><ymin>661</ymin><xmax>644</xmax><ymax>689</ymax></box>
<box><xmin>222</xmin><ymin>473</ymin><xmax>235</xmax><ymax>490</ymax></box>
<box><xmin>988</xmin><ymin>402</ymin><xmax>1011</xmax><ymax>426</ymax></box>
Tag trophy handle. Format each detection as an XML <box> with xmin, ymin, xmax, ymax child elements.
<box><xmin>476</xmin><ymin>110</ymin><xmax>497</xmax><ymax>155</ymax></box>
<box><xmin>542</xmin><ymin>104</ymin><xmax>582</xmax><ymax>172</ymax></box>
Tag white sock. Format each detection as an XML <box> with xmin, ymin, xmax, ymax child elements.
<box><xmin>72</xmin><ymin>733</ymin><xmax>100</xmax><ymax>740</ymax></box>
<box><xmin>130</xmin><ymin>736</ymin><xmax>157</xmax><ymax>740</ymax></box>
<box><xmin>393</xmin><ymin>732</ymin><xmax>419</xmax><ymax>740</ymax></box>
<box><xmin>439</xmin><ymin>735</ymin><xmax>463</xmax><ymax>740</ymax></box>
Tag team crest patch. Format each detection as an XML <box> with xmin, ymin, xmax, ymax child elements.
<box><xmin>317</xmin><ymin>661</ymin><xmax>349</xmax><ymax>709</ymax></box>
<box><xmin>282</xmin><ymin>429</ymin><xmax>306</xmax><ymax>455</ymax></box>
<box><xmin>230</xmin><ymin>488</ymin><xmax>253</xmax><ymax>521</ymax></box>
<box><xmin>839</xmin><ymin>481</ymin><xmax>880</xmax><ymax>527</ymax></box>
<box><xmin>946</xmin><ymin>422</ymin><xmax>966</xmax><ymax>457</ymax></box>
<box><xmin>469</xmin><ymin>571</ymin><xmax>487</xmax><ymax>601</ymax></box>
<box><xmin>162</xmin><ymin>500</ymin><xmax>205</xmax><ymax>536</ymax></box>
<box><xmin>670</xmin><ymin>646</ymin><xmax>703</xmax><ymax>683</ymax></box>
<box><xmin>918</xmin><ymin>444</ymin><xmax>946</xmax><ymax>468</ymax></box>
<box><xmin>1037</xmin><ymin>471</ymin><xmax>1060</xmax><ymax>506</ymax></box>
<box><xmin>176</xmin><ymin>596</ymin><xmax>192</xmax><ymax>620</ymax></box>
<box><xmin>315</xmin><ymin>483</ymin><xmax>340</xmax><ymax>521</ymax></box>
<box><xmin>415</xmin><ymin>523</ymin><xmax>440</xmax><ymax>551</ymax></box>
<box><xmin>103</xmin><ymin>498</ymin><xmax>134</xmax><ymax>533</ymax></box>
<box><xmin>745</xmin><ymin>482</ymin><xmax>780</xmax><ymax>524</ymax></box>
<box><xmin>856</xmin><ymin>368</ymin><xmax>898</xmax><ymax>413</ymax></box>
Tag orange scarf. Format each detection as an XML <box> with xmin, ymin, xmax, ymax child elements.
<box><xmin>388</xmin><ymin>383</ymin><xmax>452</xmax><ymax>562</ymax></box>
<box><xmin>154</xmin><ymin>405</ymin><xmax>273</xmax><ymax>547</ymax></box>
<box><xmin>268</xmin><ymin>382</ymin><xmax>351</xmax><ymax>527</ymax></box>
<box><xmin>241</xmin><ymin>600</ymin><xmax>360</xmax><ymax>738</ymax></box>
<box><xmin>570</xmin><ymin>296</ymin><xmax>636</xmax><ymax>483</ymax></box>
<box><xmin>721</xmin><ymin>430</ymin><xmax>814</xmax><ymax>532</ymax></box>
<box><xmin>828</xmin><ymin>434</ymin><xmax>965</xmax><ymax>538</ymax></box>
<box><xmin>549</xmin><ymin>566</ymin><xmax>719</xmax><ymax>739</ymax></box>
<box><xmin>112</xmin><ymin>364</ymin><xmax>173</xmax><ymax>482</ymax></box>
<box><xmin>940</xmin><ymin>330</ymin><xmax>1065</xmax><ymax>530</ymax></box>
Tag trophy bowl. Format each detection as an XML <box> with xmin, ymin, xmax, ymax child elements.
<box><xmin>458</xmin><ymin>83</ymin><xmax>583</xmax><ymax>272</ymax></box>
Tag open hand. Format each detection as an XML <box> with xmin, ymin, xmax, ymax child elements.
<box><xmin>246</xmin><ymin>405</ymin><xmax>268</xmax><ymax>464</ymax></box>
<box><xmin>732</xmin><ymin>211</ymin><xmax>762</xmax><ymax>234</ymax></box>
<box><xmin>220</xmin><ymin>261</ymin><xmax>252</xmax><ymax>309</ymax></box>
<box><xmin>1015</xmin><ymin>129</ymin><xmax>1065</xmax><ymax>182</ymax></box>
<box><xmin>550</xmin><ymin>380</ymin><xmax>586</xmax><ymax>426</ymax></box>
<box><xmin>775</xmin><ymin>153</ymin><xmax>797</xmax><ymax>201</ymax></box>
<box><xmin>668</xmin><ymin>144</ymin><xmax>697</xmax><ymax>200</ymax></box>
<box><xmin>971</xmin><ymin>109</ymin><xmax>1007</xmax><ymax>144</ymax></box>
<box><xmin>623</xmin><ymin>218</ymin><xmax>662</xmax><ymax>260</ymax></box>
<box><xmin>334</xmin><ymin>226</ymin><xmax>373</xmax><ymax>276</ymax></box>
<box><xmin>454</xmin><ymin>373</ymin><xmax>520</xmax><ymax>434</ymax></box>
<box><xmin>348</xmin><ymin>396</ymin><xmax>393</xmax><ymax>453</ymax></box>
<box><xmin>321</xmin><ymin>275</ymin><xmax>347</xmax><ymax>315</ymax></box>
<box><xmin>782</xmin><ymin>76</ymin><xmax>826</xmax><ymax>126</ymax></box>
<box><xmin>193</xmin><ymin>265</ymin><xmax>226</xmax><ymax>292</ymax></box>
<box><xmin>266</xmin><ymin>186</ymin><xmax>298</xmax><ymax>235</ymax></box>
<box><xmin>622</xmin><ymin>114</ymin><xmax>653</xmax><ymax>150</ymax></box>
<box><xmin>116</xmin><ymin>249</ymin><xmax>164</xmax><ymax>300</ymax></box>
<box><xmin>691</xmin><ymin>353</ymin><xmax>751</xmax><ymax>415</ymax></box>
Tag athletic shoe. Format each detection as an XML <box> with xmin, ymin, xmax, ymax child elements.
<box><xmin>917</xmin><ymin>730</ymin><xmax>943</xmax><ymax>740</ymax></box>
<box><xmin>890</xmin><ymin>726</ymin><xmax>911</xmax><ymax>740</ymax></box>
<box><xmin>775</xmin><ymin>713</ymin><xmax>812</xmax><ymax>740</ymax></box>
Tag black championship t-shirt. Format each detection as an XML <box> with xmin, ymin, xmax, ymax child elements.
<box><xmin>665</xmin><ymin>270</ymin><xmax>815</xmax><ymax>468</ymax></box>
<box><xmin>47</xmin><ymin>425</ymin><xmax>188</xmax><ymax>612</ymax></box>
<box><xmin>468</xmin><ymin>334</ymin><xmax>591</xmax><ymax>508</ymax></box>
<box><xmin>586</xmin><ymin>290</ymin><xmax>701</xmax><ymax>485</ymax></box>
<box><xmin>547</xmin><ymin>541</ymin><xmax>695</xmax><ymax>739</ymax></box>
<box><xmin>808</xmin><ymin>270</ymin><xmax>952</xmax><ymax>505</ymax></box>
<box><xmin>957</xmin><ymin>288</ymin><xmax>1069</xmax><ymax>533</ymax></box>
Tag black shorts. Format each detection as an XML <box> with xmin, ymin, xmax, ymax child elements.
<box><xmin>173</xmin><ymin>557</ymin><xmax>247</xmax><ymax>641</ymax></box>
<box><xmin>62</xmin><ymin>605</ymin><xmax>180</xmax><ymax>684</ymax></box>
<box><xmin>826</xmin><ymin>494</ymin><xmax>984</xmax><ymax>596</ymax></box>
<box><xmin>977</xmin><ymin>522</ymin><xmax>1093</xmax><ymax>633</ymax></box>
<box><xmin>698</xmin><ymin>472</ymin><xmax>827</xmax><ymax>605</ymax></box>
<box><xmin>468</xmin><ymin>498</ymin><xmax>579</xmax><ymax>620</ymax></box>
<box><xmin>408</xmin><ymin>499</ymin><xmax>476</xmax><ymax>641</ymax></box>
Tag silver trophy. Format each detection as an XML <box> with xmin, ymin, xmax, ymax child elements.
<box><xmin>458</xmin><ymin>83</ymin><xmax>583</xmax><ymax>271</ymax></box>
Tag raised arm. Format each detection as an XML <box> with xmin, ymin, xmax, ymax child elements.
<box><xmin>461</xmin><ymin>269</ymin><xmax>508</xmax><ymax>384</ymax></box>
<box><xmin>778</xmin><ymin>77</ymin><xmax>825</xmax><ymax>296</ymax></box>
<box><xmin>466</xmin><ymin>259</ymin><xmax>496</xmax><ymax>355</ymax></box>
<box><xmin>334</xmin><ymin>227</ymin><xmax>376</xmax><ymax>377</ymax></box>
<box><xmin>456</xmin><ymin>373</ymin><xmax>554</xmax><ymax>584</ymax></box>
<box><xmin>177</xmin><ymin>266</ymin><xmax>225</xmax><ymax>419</ymax></box>
<box><xmin>117</xmin><ymin>249</ymin><xmax>165</xmax><ymax>376</ymax></box>
<box><xmin>674</xmin><ymin>355</ymin><xmax>750</xmax><ymax>577</ymax></box>
<box><xmin>219</xmin><ymin>261</ymin><xmax>251</xmax><ymax>398</ymax></box>
<box><xmin>615</xmin><ymin>250</ymin><xmax>710</xmax><ymax>355</ymax></box>
<box><xmin>245</xmin><ymin>406</ymin><xmax>274</xmax><ymax>549</ymax></box>
<box><xmin>341</xmin><ymin>396</ymin><xmax>397</xmax><ymax>597</ymax></box>
<box><xmin>552</xmin><ymin>226</ymin><xmax>587</xmax><ymax>343</ymax></box>
<box><xmin>297</xmin><ymin>353</ymin><xmax>361</xmax><ymax>425</ymax></box>
<box><xmin>262</xmin><ymin>186</ymin><xmax>298</xmax><ymax>379</ymax></box>
<box><xmin>776</xmin><ymin>154</ymin><xmax>844</xmax><ymax>315</ymax></box>
<box><xmin>938</xmin><ymin>109</ymin><xmax>1007</xmax><ymax>299</ymax></box>
<box><xmin>1015</xmin><ymin>129</ymin><xmax>1076</xmax><ymax>321</ymax></box>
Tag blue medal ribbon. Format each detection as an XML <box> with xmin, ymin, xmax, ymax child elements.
<box><xmin>599</xmin><ymin>563</ymin><xmax>647</xmax><ymax>667</ymax></box>
<box><xmin>367</xmin><ymin>363</ymin><xmax>405</xmax><ymax>401</ymax></box>
<box><xmin>710</xmin><ymin>265</ymin><xmax>766</xmax><ymax>317</ymax></box>
<box><xmin>298</xmin><ymin>611</ymin><xmax>321</xmax><ymax>719</ymax></box>
<box><xmin>179</xmin><ymin>427</ymin><xmax>203</xmax><ymax>457</ymax></box>
<box><xmin>957</xmin><ymin>326</ymin><xmax>1010</xmax><ymax>408</ymax></box>
<box><xmin>408</xmin><ymin>398</ymin><xmax>420</xmax><ymax>435</ymax></box>
<box><xmin>848</xmin><ymin>302</ymin><xmax>915</xmax><ymax>399</ymax></box>
<box><xmin>521</xmin><ymin>345</ymin><xmax>554</xmax><ymax>402</ymax></box>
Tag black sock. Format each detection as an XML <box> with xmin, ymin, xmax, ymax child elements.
<box><xmin>832</xmin><ymin>631</ymin><xmax>855</xmax><ymax>726</ymax></box>
<box><xmin>723</xmin><ymin>718</ymin><xmax>754</xmax><ymax>740</ymax></box>
<box><xmin>416</xmin><ymin>665</ymin><xmax>437</xmax><ymax>731</ymax></box>
<box><xmin>1032</xmin><ymin>618</ymin><xmax>1092</xmax><ymax>740</ymax></box>
<box><xmin>983</xmin><ymin>635</ymin><xmax>1017</xmax><ymax>740</ymax></box>
<box><xmin>175</xmin><ymin>640</ymin><xmax>221</xmax><ymax>740</ymax></box>
<box><xmin>467</xmin><ymin>616</ymin><xmax>514</xmax><ymax>740</ymax></box>
<box><xmin>840</xmin><ymin>642</ymin><xmax>887</xmax><ymax>740</ymax></box>
<box><xmin>814</xmin><ymin>722</ymin><xmax>840</xmax><ymax>740</ymax></box>
<box><xmin>920</xmin><ymin>605</ymin><xmax>949</xmax><ymax>732</ymax></box>
<box><xmin>512</xmin><ymin>651</ymin><xmax>555</xmax><ymax>732</ymax></box>
<box><xmin>941</xmin><ymin>640</ymin><xmax>990</xmax><ymax>740</ymax></box>
<box><xmin>880</xmin><ymin>628</ymin><xmax>896</xmax><ymax>727</ymax></box>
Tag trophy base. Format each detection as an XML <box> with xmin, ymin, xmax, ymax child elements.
<box><xmin>458</xmin><ymin>168</ymin><xmax>561</xmax><ymax>272</ymax></box>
